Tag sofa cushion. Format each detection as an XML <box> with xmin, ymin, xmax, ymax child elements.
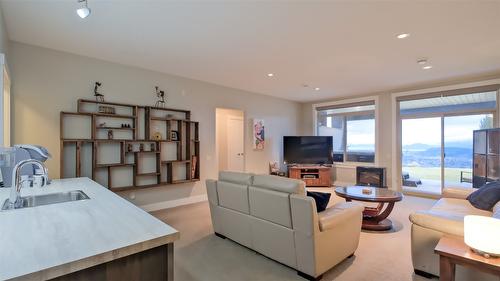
<box><xmin>252</xmin><ymin>174</ymin><xmax>305</xmax><ymax>195</ymax></box>
<box><xmin>307</xmin><ymin>191</ymin><xmax>331</xmax><ymax>212</ymax></box>
<box><xmin>432</xmin><ymin>198</ymin><xmax>492</xmax><ymax>217</ymax></box>
<box><xmin>217</xmin><ymin>181</ymin><xmax>250</xmax><ymax>214</ymax></box>
<box><xmin>219</xmin><ymin>171</ymin><xmax>253</xmax><ymax>185</ymax></box>
<box><xmin>249</xmin><ymin>186</ymin><xmax>292</xmax><ymax>228</ymax></box>
<box><xmin>467</xmin><ymin>181</ymin><xmax>500</xmax><ymax>211</ymax></box>
<box><xmin>443</xmin><ymin>186</ymin><xmax>475</xmax><ymax>200</ymax></box>
<box><xmin>409</xmin><ymin>198</ymin><xmax>492</xmax><ymax>236</ymax></box>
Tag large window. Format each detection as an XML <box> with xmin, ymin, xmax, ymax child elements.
<box><xmin>316</xmin><ymin>101</ymin><xmax>375</xmax><ymax>163</ymax></box>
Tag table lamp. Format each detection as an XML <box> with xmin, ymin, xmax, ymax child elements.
<box><xmin>464</xmin><ymin>215</ymin><xmax>500</xmax><ymax>257</ymax></box>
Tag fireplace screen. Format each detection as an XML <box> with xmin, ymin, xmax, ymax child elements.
<box><xmin>356</xmin><ymin>167</ymin><xmax>386</xmax><ymax>188</ymax></box>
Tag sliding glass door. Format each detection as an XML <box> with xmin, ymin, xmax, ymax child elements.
<box><xmin>401</xmin><ymin>114</ymin><xmax>493</xmax><ymax>195</ymax></box>
<box><xmin>398</xmin><ymin>87</ymin><xmax>498</xmax><ymax>196</ymax></box>
<box><xmin>443</xmin><ymin>114</ymin><xmax>493</xmax><ymax>189</ymax></box>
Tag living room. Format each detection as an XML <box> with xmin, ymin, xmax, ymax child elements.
<box><xmin>0</xmin><ymin>1</ymin><xmax>499</xmax><ymax>281</ymax></box>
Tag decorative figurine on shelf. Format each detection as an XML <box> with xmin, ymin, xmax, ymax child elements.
<box><xmin>94</xmin><ymin>82</ymin><xmax>104</xmax><ymax>102</ymax></box>
<box><xmin>98</xmin><ymin>105</ymin><xmax>115</xmax><ymax>114</ymax></box>
<box><xmin>150</xmin><ymin>143</ymin><xmax>156</xmax><ymax>152</ymax></box>
<box><xmin>127</xmin><ymin>143</ymin><xmax>133</xmax><ymax>152</ymax></box>
<box><xmin>170</xmin><ymin>130</ymin><xmax>179</xmax><ymax>141</ymax></box>
<box><xmin>152</xmin><ymin>132</ymin><xmax>162</xmax><ymax>141</ymax></box>
<box><xmin>139</xmin><ymin>144</ymin><xmax>144</xmax><ymax>152</ymax></box>
<box><xmin>269</xmin><ymin>161</ymin><xmax>286</xmax><ymax>177</ymax></box>
<box><xmin>191</xmin><ymin>156</ymin><xmax>197</xmax><ymax>179</ymax></box>
<box><xmin>154</xmin><ymin>86</ymin><xmax>166</xmax><ymax>108</ymax></box>
<box><xmin>107</xmin><ymin>130</ymin><xmax>113</xmax><ymax>140</ymax></box>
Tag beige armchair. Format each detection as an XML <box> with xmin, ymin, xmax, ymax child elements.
<box><xmin>409</xmin><ymin>186</ymin><xmax>500</xmax><ymax>281</ymax></box>
<box><xmin>206</xmin><ymin>171</ymin><xmax>364</xmax><ymax>280</ymax></box>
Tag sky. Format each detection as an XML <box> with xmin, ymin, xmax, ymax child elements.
<box><xmin>402</xmin><ymin>114</ymin><xmax>491</xmax><ymax>146</ymax></box>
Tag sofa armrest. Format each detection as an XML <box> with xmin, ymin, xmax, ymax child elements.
<box><xmin>291</xmin><ymin>194</ymin><xmax>319</xmax><ymax>236</ymax></box>
<box><xmin>206</xmin><ymin>179</ymin><xmax>219</xmax><ymax>205</ymax></box>
<box><xmin>442</xmin><ymin>186</ymin><xmax>474</xmax><ymax>200</ymax></box>
<box><xmin>318</xmin><ymin>202</ymin><xmax>364</xmax><ymax>232</ymax></box>
<box><xmin>409</xmin><ymin>210</ymin><xmax>464</xmax><ymax>236</ymax></box>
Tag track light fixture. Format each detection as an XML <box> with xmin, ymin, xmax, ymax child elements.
<box><xmin>77</xmin><ymin>0</ymin><xmax>91</xmax><ymax>19</ymax></box>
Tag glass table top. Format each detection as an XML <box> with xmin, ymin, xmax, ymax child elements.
<box><xmin>334</xmin><ymin>186</ymin><xmax>403</xmax><ymax>202</ymax></box>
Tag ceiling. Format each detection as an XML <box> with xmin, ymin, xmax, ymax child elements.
<box><xmin>2</xmin><ymin>0</ymin><xmax>500</xmax><ymax>102</ymax></box>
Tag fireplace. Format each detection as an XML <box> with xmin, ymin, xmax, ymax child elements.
<box><xmin>356</xmin><ymin>166</ymin><xmax>387</xmax><ymax>188</ymax></box>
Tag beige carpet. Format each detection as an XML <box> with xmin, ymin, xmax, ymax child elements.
<box><xmin>152</xmin><ymin>193</ymin><xmax>437</xmax><ymax>281</ymax></box>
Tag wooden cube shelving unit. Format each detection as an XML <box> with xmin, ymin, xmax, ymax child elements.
<box><xmin>60</xmin><ymin>99</ymin><xmax>200</xmax><ymax>192</ymax></box>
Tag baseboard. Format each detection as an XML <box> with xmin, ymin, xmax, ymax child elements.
<box><xmin>140</xmin><ymin>194</ymin><xmax>208</xmax><ymax>212</ymax></box>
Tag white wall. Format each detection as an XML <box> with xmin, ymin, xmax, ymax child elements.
<box><xmin>9</xmin><ymin>42</ymin><xmax>302</xmax><ymax>208</ymax></box>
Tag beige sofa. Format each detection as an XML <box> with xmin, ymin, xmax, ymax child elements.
<box><xmin>206</xmin><ymin>171</ymin><xmax>364</xmax><ymax>280</ymax></box>
<box><xmin>409</xmin><ymin>186</ymin><xmax>500</xmax><ymax>281</ymax></box>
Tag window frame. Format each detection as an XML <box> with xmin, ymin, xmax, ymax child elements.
<box><xmin>313</xmin><ymin>96</ymin><xmax>380</xmax><ymax>167</ymax></box>
<box><xmin>391</xmin><ymin>83</ymin><xmax>500</xmax><ymax>193</ymax></box>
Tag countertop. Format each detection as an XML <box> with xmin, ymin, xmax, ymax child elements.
<box><xmin>0</xmin><ymin>177</ymin><xmax>179</xmax><ymax>281</ymax></box>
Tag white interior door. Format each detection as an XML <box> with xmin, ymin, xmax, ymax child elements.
<box><xmin>227</xmin><ymin>117</ymin><xmax>244</xmax><ymax>171</ymax></box>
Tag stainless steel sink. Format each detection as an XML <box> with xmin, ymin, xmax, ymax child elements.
<box><xmin>1</xmin><ymin>190</ymin><xmax>90</xmax><ymax>210</ymax></box>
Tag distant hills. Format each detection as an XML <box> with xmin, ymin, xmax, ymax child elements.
<box><xmin>402</xmin><ymin>141</ymin><xmax>473</xmax><ymax>168</ymax></box>
<box><xmin>403</xmin><ymin>140</ymin><xmax>472</xmax><ymax>150</ymax></box>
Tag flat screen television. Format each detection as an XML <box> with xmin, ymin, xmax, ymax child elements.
<box><xmin>283</xmin><ymin>136</ymin><xmax>333</xmax><ymax>165</ymax></box>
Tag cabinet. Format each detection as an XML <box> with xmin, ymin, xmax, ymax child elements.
<box><xmin>288</xmin><ymin>166</ymin><xmax>331</xmax><ymax>187</ymax></box>
<box><xmin>473</xmin><ymin>128</ymin><xmax>500</xmax><ymax>188</ymax></box>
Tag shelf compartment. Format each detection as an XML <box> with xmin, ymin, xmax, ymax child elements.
<box><xmin>150</xmin><ymin>117</ymin><xmax>189</xmax><ymax>122</ymax></box>
<box><xmin>126</xmin><ymin>151</ymin><xmax>161</xmax><ymax>154</ymax></box>
<box><xmin>96</xmin><ymin>127</ymin><xmax>136</xmax><ymax>130</ymax></box>
<box><xmin>161</xmin><ymin>160</ymin><xmax>191</xmax><ymax>164</ymax></box>
<box><xmin>93</xmin><ymin>113</ymin><xmax>137</xmax><ymax>119</ymax></box>
<box><xmin>136</xmin><ymin>172</ymin><xmax>161</xmax><ymax>177</ymax></box>
<box><xmin>61</xmin><ymin>112</ymin><xmax>93</xmax><ymax>140</ymax></box>
<box><xmin>95</xmin><ymin>163</ymin><xmax>135</xmax><ymax>168</ymax></box>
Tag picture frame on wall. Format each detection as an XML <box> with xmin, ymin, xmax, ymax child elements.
<box><xmin>253</xmin><ymin>119</ymin><xmax>265</xmax><ymax>150</ymax></box>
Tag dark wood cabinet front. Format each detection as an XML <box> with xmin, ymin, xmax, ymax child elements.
<box><xmin>473</xmin><ymin>128</ymin><xmax>500</xmax><ymax>188</ymax></box>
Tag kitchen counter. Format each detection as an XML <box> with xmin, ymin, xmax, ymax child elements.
<box><xmin>0</xmin><ymin>177</ymin><xmax>179</xmax><ymax>280</ymax></box>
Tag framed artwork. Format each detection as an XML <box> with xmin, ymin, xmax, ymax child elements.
<box><xmin>253</xmin><ymin>119</ymin><xmax>265</xmax><ymax>150</ymax></box>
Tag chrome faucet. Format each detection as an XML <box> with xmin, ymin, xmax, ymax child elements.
<box><xmin>7</xmin><ymin>159</ymin><xmax>49</xmax><ymax>208</ymax></box>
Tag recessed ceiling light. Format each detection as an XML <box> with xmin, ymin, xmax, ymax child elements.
<box><xmin>422</xmin><ymin>65</ymin><xmax>433</xmax><ymax>70</ymax></box>
<box><xmin>267</xmin><ymin>73</ymin><xmax>274</xmax><ymax>77</ymax></box>
<box><xmin>76</xmin><ymin>0</ymin><xmax>91</xmax><ymax>19</ymax></box>
<box><xmin>417</xmin><ymin>59</ymin><xmax>428</xmax><ymax>65</ymax></box>
<box><xmin>397</xmin><ymin>33</ymin><xmax>410</xmax><ymax>39</ymax></box>
<box><xmin>314</xmin><ymin>87</ymin><xmax>320</xmax><ymax>91</ymax></box>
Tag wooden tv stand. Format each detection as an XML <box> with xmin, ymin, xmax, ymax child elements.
<box><xmin>288</xmin><ymin>166</ymin><xmax>332</xmax><ymax>187</ymax></box>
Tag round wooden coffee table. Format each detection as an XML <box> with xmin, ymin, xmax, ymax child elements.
<box><xmin>335</xmin><ymin>186</ymin><xmax>403</xmax><ymax>231</ymax></box>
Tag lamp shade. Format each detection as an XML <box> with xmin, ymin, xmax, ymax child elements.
<box><xmin>464</xmin><ymin>215</ymin><xmax>500</xmax><ymax>256</ymax></box>
<box><xmin>76</xmin><ymin>7</ymin><xmax>91</xmax><ymax>19</ymax></box>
